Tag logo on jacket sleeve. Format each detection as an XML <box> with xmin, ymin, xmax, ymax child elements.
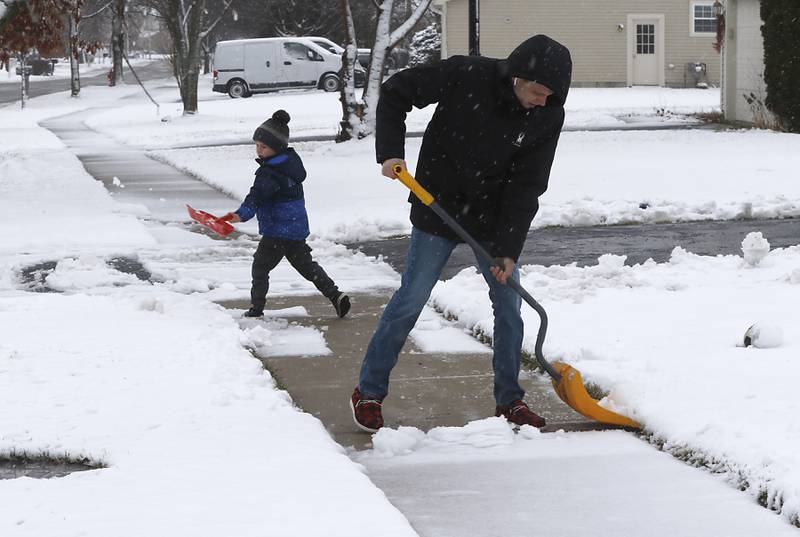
<box><xmin>512</xmin><ymin>132</ymin><xmax>526</xmax><ymax>147</ymax></box>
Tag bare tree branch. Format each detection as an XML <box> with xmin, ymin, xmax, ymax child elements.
<box><xmin>82</xmin><ymin>0</ymin><xmax>113</xmax><ymax>19</ymax></box>
<box><xmin>199</xmin><ymin>0</ymin><xmax>233</xmax><ymax>38</ymax></box>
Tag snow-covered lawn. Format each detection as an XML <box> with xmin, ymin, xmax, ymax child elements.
<box><xmin>150</xmin><ymin>128</ymin><xmax>800</xmax><ymax>243</ymax></box>
<box><xmin>83</xmin><ymin>74</ymin><xmax>721</xmax><ymax>149</ymax></box>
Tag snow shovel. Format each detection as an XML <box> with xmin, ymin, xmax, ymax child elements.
<box><xmin>187</xmin><ymin>205</ymin><xmax>234</xmax><ymax>237</ymax></box>
<box><xmin>392</xmin><ymin>164</ymin><xmax>640</xmax><ymax>429</ymax></box>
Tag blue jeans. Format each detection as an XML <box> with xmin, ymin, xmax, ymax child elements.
<box><xmin>359</xmin><ymin>227</ymin><xmax>525</xmax><ymax>406</ymax></box>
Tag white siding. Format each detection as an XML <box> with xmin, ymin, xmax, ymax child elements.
<box><xmin>440</xmin><ymin>0</ymin><xmax>722</xmax><ymax>87</ymax></box>
<box><xmin>722</xmin><ymin>0</ymin><xmax>776</xmax><ymax>125</ymax></box>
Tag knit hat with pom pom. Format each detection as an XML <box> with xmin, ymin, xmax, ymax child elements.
<box><xmin>253</xmin><ymin>109</ymin><xmax>290</xmax><ymax>151</ymax></box>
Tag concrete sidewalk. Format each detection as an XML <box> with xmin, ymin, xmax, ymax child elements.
<box><xmin>219</xmin><ymin>292</ymin><xmax>611</xmax><ymax>451</ymax></box>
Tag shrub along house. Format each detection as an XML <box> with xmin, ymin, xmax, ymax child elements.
<box><xmin>432</xmin><ymin>0</ymin><xmax>722</xmax><ymax>87</ymax></box>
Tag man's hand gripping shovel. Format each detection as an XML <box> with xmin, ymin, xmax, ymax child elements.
<box><xmin>391</xmin><ymin>164</ymin><xmax>640</xmax><ymax>428</ymax></box>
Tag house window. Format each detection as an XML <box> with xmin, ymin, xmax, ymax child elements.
<box><xmin>691</xmin><ymin>2</ymin><xmax>716</xmax><ymax>35</ymax></box>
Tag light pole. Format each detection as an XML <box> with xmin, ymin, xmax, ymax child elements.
<box><xmin>468</xmin><ymin>0</ymin><xmax>479</xmax><ymax>56</ymax></box>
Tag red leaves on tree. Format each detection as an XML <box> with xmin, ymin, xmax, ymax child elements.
<box><xmin>0</xmin><ymin>0</ymin><xmax>72</xmax><ymax>57</ymax></box>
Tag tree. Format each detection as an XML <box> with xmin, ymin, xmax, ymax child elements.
<box><xmin>65</xmin><ymin>0</ymin><xmax>108</xmax><ymax>97</ymax></box>
<box><xmin>761</xmin><ymin>0</ymin><xmax>800</xmax><ymax>132</ymax></box>
<box><xmin>110</xmin><ymin>0</ymin><xmax>125</xmax><ymax>84</ymax></box>
<box><xmin>208</xmin><ymin>0</ymin><xmax>378</xmax><ymax>48</ymax></box>
<box><xmin>144</xmin><ymin>0</ymin><xmax>234</xmax><ymax>114</ymax></box>
<box><xmin>0</xmin><ymin>0</ymin><xmax>67</xmax><ymax>107</ymax></box>
<box><xmin>338</xmin><ymin>0</ymin><xmax>433</xmax><ymax>141</ymax></box>
<box><xmin>270</xmin><ymin>0</ymin><xmax>342</xmax><ymax>38</ymax></box>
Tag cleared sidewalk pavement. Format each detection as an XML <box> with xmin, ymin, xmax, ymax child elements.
<box><xmin>219</xmin><ymin>292</ymin><xmax>797</xmax><ymax>536</ymax></box>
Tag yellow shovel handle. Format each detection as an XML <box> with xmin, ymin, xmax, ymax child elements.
<box><xmin>393</xmin><ymin>164</ymin><xmax>434</xmax><ymax>206</ymax></box>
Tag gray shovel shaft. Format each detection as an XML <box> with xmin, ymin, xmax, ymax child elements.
<box><xmin>427</xmin><ymin>201</ymin><xmax>562</xmax><ymax>382</ymax></box>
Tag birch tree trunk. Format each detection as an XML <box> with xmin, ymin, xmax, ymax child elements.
<box><xmin>338</xmin><ymin>0</ymin><xmax>432</xmax><ymax>141</ymax></box>
<box><xmin>337</xmin><ymin>0</ymin><xmax>361</xmax><ymax>142</ymax></box>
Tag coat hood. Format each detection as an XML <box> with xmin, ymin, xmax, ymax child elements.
<box><xmin>500</xmin><ymin>35</ymin><xmax>572</xmax><ymax>105</ymax></box>
<box><xmin>256</xmin><ymin>147</ymin><xmax>306</xmax><ymax>184</ymax></box>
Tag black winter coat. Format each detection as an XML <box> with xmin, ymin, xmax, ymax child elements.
<box><xmin>375</xmin><ymin>36</ymin><xmax>572</xmax><ymax>261</ymax></box>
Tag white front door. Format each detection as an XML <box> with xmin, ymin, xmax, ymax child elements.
<box><xmin>631</xmin><ymin>18</ymin><xmax>661</xmax><ymax>85</ymax></box>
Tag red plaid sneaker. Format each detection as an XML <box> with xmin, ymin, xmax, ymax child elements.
<box><xmin>350</xmin><ymin>387</ymin><xmax>383</xmax><ymax>433</ymax></box>
<box><xmin>495</xmin><ymin>400</ymin><xmax>546</xmax><ymax>428</ymax></box>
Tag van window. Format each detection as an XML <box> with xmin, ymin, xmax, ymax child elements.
<box><xmin>311</xmin><ymin>39</ymin><xmax>343</xmax><ymax>54</ymax></box>
<box><xmin>283</xmin><ymin>42</ymin><xmax>322</xmax><ymax>62</ymax></box>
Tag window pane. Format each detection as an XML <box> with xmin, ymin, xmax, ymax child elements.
<box><xmin>695</xmin><ymin>19</ymin><xmax>716</xmax><ymax>32</ymax></box>
<box><xmin>283</xmin><ymin>43</ymin><xmax>311</xmax><ymax>61</ymax></box>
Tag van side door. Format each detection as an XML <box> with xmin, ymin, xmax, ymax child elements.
<box><xmin>244</xmin><ymin>41</ymin><xmax>278</xmax><ymax>90</ymax></box>
<box><xmin>280</xmin><ymin>41</ymin><xmax>321</xmax><ymax>88</ymax></box>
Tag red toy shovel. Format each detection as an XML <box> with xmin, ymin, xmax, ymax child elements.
<box><xmin>187</xmin><ymin>205</ymin><xmax>234</xmax><ymax>236</ymax></box>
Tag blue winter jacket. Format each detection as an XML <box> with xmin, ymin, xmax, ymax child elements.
<box><xmin>235</xmin><ymin>148</ymin><xmax>310</xmax><ymax>240</ymax></box>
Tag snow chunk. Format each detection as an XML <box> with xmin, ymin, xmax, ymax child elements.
<box><xmin>371</xmin><ymin>418</ymin><xmax>518</xmax><ymax>458</ymax></box>
<box><xmin>372</xmin><ymin>426</ymin><xmax>427</xmax><ymax>456</ymax></box>
<box><xmin>743</xmin><ymin>321</ymin><xmax>784</xmax><ymax>349</ymax></box>
<box><xmin>45</xmin><ymin>256</ymin><xmax>142</xmax><ymax>291</ymax></box>
<box><xmin>741</xmin><ymin>232</ymin><xmax>771</xmax><ymax>266</ymax></box>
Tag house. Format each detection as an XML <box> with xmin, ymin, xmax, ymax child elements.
<box><xmin>720</xmin><ymin>0</ymin><xmax>776</xmax><ymax>126</ymax></box>
<box><xmin>432</xmin><ymin>0</ymin><xmax>722</xmax><ymax>87</ymax></box>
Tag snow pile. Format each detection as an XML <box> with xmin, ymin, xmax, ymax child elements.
<box><xmin>741</xmin><ymin>231</ymin><xmax>771</xmax><ymax>266</ymax></box>
<box><xmin>44</xmin><ymin>256</ymin><xmax>143</xmax><ymax>291</ymax></box>
<box><xmin>238</xmin><ymin>314</ymin><xmax>332</xmax><ymax>357</ymax></box>
<box><xmin>742</xmin><ymin>321</ymin><xmax>784</xmax><ymax>349</ymax></box>
<box><xmin>372</xmin><ymin>417</ymin><xmax>540</xmax><ymax>457</ymax></box>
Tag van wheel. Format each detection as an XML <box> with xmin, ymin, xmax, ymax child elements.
<box><xmin>228</xmin><ymin>80</ymin><xmax>247</xmax><ymax>98</ymax></box>
<box><xmin>320</xmin><ymin>73</ymin><xmax>340</xmax><ymax>92</ymax></box>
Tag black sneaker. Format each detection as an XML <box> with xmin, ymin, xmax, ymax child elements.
<box><xmin>243</xmin><ymin>307</ymin><xmax>263</xmax><ymax>318</ymax></box>
<box><xmin>332</xmin><ymin>293</ymin><xmax>351</xmax><ymax>318</ymax></box>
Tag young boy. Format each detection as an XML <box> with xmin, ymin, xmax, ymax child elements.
<box><xmin>224</xmin><ymin>109</ymin><xmax>350</xmax><ymax>319</ymax></box>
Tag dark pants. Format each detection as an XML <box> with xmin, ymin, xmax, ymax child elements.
<box><xmin>250</xmin><ymin>236</ymin><xmax>339</xmax><ymax>310</ymax></box>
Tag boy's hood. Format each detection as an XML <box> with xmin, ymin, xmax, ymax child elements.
<box><xmin>256</xmin><ymin>147</ymin><xmax>306</xmax><ymax>183</ymax></box>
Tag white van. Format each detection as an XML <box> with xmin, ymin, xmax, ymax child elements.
<box><xmin>212</xmin><ymin>36</ymin><xmax>365</xmax><ymax>98</ymax></box>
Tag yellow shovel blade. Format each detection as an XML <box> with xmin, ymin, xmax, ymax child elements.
<box><xmin>551</xmin><ymin>362</ymin><xmax>641</xmax><ymax>428</ymax></box>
